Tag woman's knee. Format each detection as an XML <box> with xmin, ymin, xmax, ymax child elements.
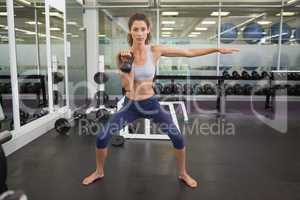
<box><xmin>169</xmin><ymin>133</ymin><xmax>185</xmax><ymax>149</ymax></box>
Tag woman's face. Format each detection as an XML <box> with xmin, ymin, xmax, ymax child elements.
<box><xmin>130</xmin><ymin>20</ymin><xmax>150</xmax><ymax>45</ymax></box>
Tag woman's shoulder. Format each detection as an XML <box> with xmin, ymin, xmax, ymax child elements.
<box><xmin>149</xmin><ymin>44</ymin><xmax>163</xmax><ymax>54</ymax></box>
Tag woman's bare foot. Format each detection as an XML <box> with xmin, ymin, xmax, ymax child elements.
<box><xmin>178</xmin><ymin>173</ymin><xmax>198</xmax><ymax>188</ymax></box>
<box><xmin>82</xmin><ymin>171</ymin><xmax>104</xmax><ymax>185</ymax></box>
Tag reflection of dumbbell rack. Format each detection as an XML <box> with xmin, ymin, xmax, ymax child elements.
<box><xmin>52</xmin><ymin>56</ymin><xmax>66</xmax><ymax>109</ymax></box>
<box><xmin>266</xmin><ymin>71</ymin><xmax>300</xmax><ymax>112</ymax></box>
<box><xmin>155</xmin><ymin>75</ymin><xmax>226</xmax><ymax>116</ymax></box>
<box><xmin>0</xmin><ymin>75</ymin><xmax>47</xmax><ymax>107</ymax></box>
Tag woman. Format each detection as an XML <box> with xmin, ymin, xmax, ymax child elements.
<box><xmin>83</xmin><ymin>13</ymin><xmax>239</xmax><ymax>188</ymax></box>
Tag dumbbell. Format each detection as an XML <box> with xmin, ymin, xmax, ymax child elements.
<box><xmin>54</xmin><ymin>111</ymin><xmax>88</xmax><ymax>134</ymax></box>
<box><xmin>53</xmin><ymin>72</ymin><xmax>64</xmax><ymax>84</ymax></box>
<box><xmin>163</xmin><ymin>84</ymin><xmax>173</xmax><ymax>94</ymax></box>
<box><xmin>119</xmin><ymin>52</ymin><xmax>134</xmax><ymax>73</ymax></box>
<box><xmin>33</xmin><ymin>109</ymin><xmax>49</xmax><ymax>119</ymax></box>
<box><xmin>94</xmin><ymin>72</ymin><xmax>109</xmax><ymax>84</ymax></box>
<box><xmin>225</xmin><ymin>84</ymin><xmax>234</xmax><ymax>95</ymax></box>
<box><xmin>241</xmin><ymin>71</ymin><xmax>251</xmax><ymax>80</ymax></box>
<box><xmin>223</xmin><ymin>71</ymin><xmax>231</xmax><ymax>79</ymax></box>
<box><xmin>193</xmin><ymin>83</ymin><xmax>203</xmax><ymax>95</ymax></box>
<box><xmin>251</xmin><ymin>71</ymin><xmax>260</xmax><ymax>80</ymax></box>
<box><xmin>203</xmin><ymin>83</ymin><xmax>215</xmax><ymax>95</ymax></box>
<box><xmin>183</xmin><ymin>84</ymin><xmax>194</xmax><ymax>95</ymax></box>
<box><xmin>111</xmin><ymin>135</ymin><xmax>125</xmax><ymax>147</ymax></box>
<box><xmin>243</xmin><ymin>84</ymin><xmax>253</xmax><ymax>95</ymax></box>
<box><xmin>154</xmin><ymin>83</ymin><xmax>163</xmax><ymax>94</ymax></box>
<box><xmin>287</xmin><ymin>85</ymin><xmax>297</xmax><ymax>96</ymax></box>
<box><xmin>295</xmin><ymin>85</ymin><xmax>300</xmax><ymax>96</ymax></box>
<box><xmin>173</xmin><ymin>83</ymin><xmax>184</xmax><ymax>94</ymax></box>
<box><xmin>233</xmin><ymin>84</ymin><xmax>243</xmax><ymax>95</ymax></box>
<box><xmin>261</xmin><ymin>71</ymin><xmax>271</xmax><ymax>79</ymax></box>
<box><xmin>232</xmin><ymin>71</ymin><xmax>241</xmax><ymax>79</ymax></box>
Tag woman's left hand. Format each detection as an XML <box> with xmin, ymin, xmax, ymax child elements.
<box><xmin>218</xmin><ymin>48</ymin><xmax>240</xmax><ymax>54</ymax></box>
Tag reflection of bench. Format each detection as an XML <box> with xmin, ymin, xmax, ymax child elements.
<box><xmin>0</xmin><ymin>75</ymin><xmax>47</xmax><ymax>107</ymax></box>
<box><xmin>117</xmin><ymin>97</ymin><xmax>188</xmax><ymax>140</ymax></box>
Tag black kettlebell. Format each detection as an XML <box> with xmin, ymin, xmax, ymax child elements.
<box><xmin>119</xmin><ymin>52</ymin><xmax>134</xmax><ymax>73</ymax></box>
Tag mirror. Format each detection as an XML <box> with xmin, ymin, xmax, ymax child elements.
<box><xmin>49</xmin><ymin>6</ymin><xmax>66</xmax><ymax>109</ymax></box>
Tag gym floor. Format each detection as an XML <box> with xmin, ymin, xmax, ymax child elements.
<box><xmin>6</xmin><ymin>101</ymin><xmax>300</xmax><ymax>200</ymax></box>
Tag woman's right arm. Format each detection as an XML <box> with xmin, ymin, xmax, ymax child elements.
<box><xmin>117</xmin><ymin>52</ymin><xmax>134</xmax><ymax>93</ymax></box>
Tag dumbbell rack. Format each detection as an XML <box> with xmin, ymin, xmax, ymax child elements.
<box><xmin>155</xmin><ymin>75</ymin><xmax>226</xmax><ymax>116</ymax></box>
<box><xmin>266</xmin><ymin>71</ymin><xmax>300</xmax><ymax>112</ymax></box>
<box><xmin>0</xmin><ymin>75</ymin><xmax>47</xmax><ymax>107</ymax></box>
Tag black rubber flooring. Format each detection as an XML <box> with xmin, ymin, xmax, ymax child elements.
<box><xmin>5</xmin><ymin>104</ymin><xmax>300</xmax><ymax>200</ymax></box>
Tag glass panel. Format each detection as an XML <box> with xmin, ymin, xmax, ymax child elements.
<box><xmin>99</xmin><ymin>9</ymin><xmax>157</xmax><ymax>95</ymax></box>
<box><xmin>159</xmin><ymin>8</ymin><xmax>218</xmax><ymax>76</ymax></box>
<box><xmin>66</xmin><ymin>0</ymin><xmax>87</xmax><ymax>108</ymax></box>
<box><xmin>280</xmin><ymin>6</ymin><xmax>300</xmax><ymax>70</ymax></box>
<box><xmin>0</xmin><ymin>0</ymin><xmax>14</xmax><ymax>131</ymax></box>
<box><xmin>14</xmin><ymin>0</ymin><xmax>49</xmax><ymax>126</ymax></box>
<box><xmin>49</xmin><ymin>6</ymin><xmax>66</xmax><ymax>109</ymax></box>
<box><xmin>219</xmin><ymin>7</ymin><xmax>281</xmax><ymax>73</ymax></box>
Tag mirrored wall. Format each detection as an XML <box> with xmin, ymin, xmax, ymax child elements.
<box><xmin>49</xmin><ymin>6</ymin><xmax>66</xmax><ymax>110</ymax></box>
<box><xmin>0</xmin><ymin>0</ymin><xmax>14</xmax><ymax>131</ymax></box>
<box><xmin>14</xmin><ymin>0</ymin><xmax>49</xmax><ymax>126</ymax></box>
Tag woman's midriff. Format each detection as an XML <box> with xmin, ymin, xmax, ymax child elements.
<box><xmin>125</xmin><ymin>79</ymin><xmax>155</xmax><ymax>101</ymax></box>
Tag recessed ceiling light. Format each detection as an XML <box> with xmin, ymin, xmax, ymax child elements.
<box><xmin>276</xmin><ymin>12</ymin><xmax>296</xmax><ymax>16</ymax></box>
<box><xmin>0</xmin><ymin>12</ymin><xmax>7</xmax><ymax>16</ymax></box>
<box><xmin>162</xmin><ymin>21</ymin><xmax>175</xmax><ymax>25</ymax></box>
<box><xmin>17</xmin><ymin>0</ymin><xmax>31</xmax><ymax>6</ymax></box>
<box><xmin>188</xmin><ymin>35</ymin><xmax>197</xmax><ymax>37</ymax></box>
<box><xmin>161</xmin><ymin>35</ymin><xmax>171</xmax><ymax>37</ymax></box>
<box><xmin>67</xmin><ymin>21</ymin><xmax>78</xmax><ymax>26</ymax></box>
<box><xmin>210</xmin><ymin>12</ymin><xmax>230</xmax><ymax>16</ymax></box>
<box><xmin>257</xmin><ymin>21</ymin><xmax>272</xmax><ymax>25</ymax></box>
<box><xmin>195</xmin><ymin>27</ymin><xmax>208</xmax><ymax>31</ymax></box>
<box><xmin>287</xmin><ymin>0</ymin><xmax>297</xmax><ymax>4</ymax></box>
<box><xmin>162</xmin><ymin>12</ymin><xmax>179</xmax><ymax>16</ymax></box>
<box><xmin>190</xmin><ymin>32</ymin><xmax>201</xmax><ymax>35</ymax></box>
<box><xmin>50</xmin><ymin>27</ymin><xmax>61</xmax><ymax>31</ymax></box>
<box><xmin>25</xmin><ymin>21</ymin><xmax>42</xmax><ymax>25</ymax></box>
<box><xmin>201</xmin><ymin>21</ymin><xmax>216</xmax><ymax>25</ymax></box>
<box><xmin>161</xmin><ymin>27</ymin><xmax>174</xmax><ymax>31</ymax></box>
<box><xmin>98</xmin><ymin>34</ymin><xmax>106</xmax><ymax>37</ymax></box>
<box><xmin>162</xmin><ymin>31</ymin><xmax>172</xmax><ymax>34</ymax></box>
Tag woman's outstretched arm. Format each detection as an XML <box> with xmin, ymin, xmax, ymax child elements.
<box><xmin>152</xmin><ymin>45</ymin><xmax>239</xmax><ymax>58</ymax></box>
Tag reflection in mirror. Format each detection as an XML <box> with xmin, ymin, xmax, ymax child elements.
<box><xmin>0</xmin><ymin>0</ymin><xmax>14</xmax><ymax>130</ymax></box>
<box><xmin>14</xmin><ymin>0</ymin><xmax>49</xmax><ymax>127</ymax></box>
<box><xmin>49</xmin><ymin>6</ymin><xmax>66</xmax><ymax>109</ymax></box>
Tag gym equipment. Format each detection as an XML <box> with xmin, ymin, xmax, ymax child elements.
<box><xmin>193</xmin><ymin>83</ymin><xmax>203</xmax><ymax>95</ymax></box>
<box><xmin>53</xmin><ymin>72</ymin><xmax>64</xmax><ymax>84</ymax></box>
<box><xmin>163</xmin><ymin>84</ymin><xmax>173</xmax><ymax>94</ymax></box>
<box><xmin>1</xmin><ymin>131</ymin><xmax>12</xmax><ymax>194</ymax></box>
<box><xmin>223</xmin><ymin>71</ymin><xmax>231</xmax><ymax>79</ymax></box>
<box><xmin>295</xmin><ymin>27</ymin><xmax>300</xmax><ymax>44</ymax></box>
<box><xmin>203</xmin><ymin>83</ymin><xmax>215</xmax><ymax>95</ymax></box>
<box><xmin>95</xmin><ymin>91</ymin><xmax>109</xmax><ymax>107</ymax></box>
<box><xmin>173</xmin><ymin>83</ymin><xmax>184</xmax><ymax>94</ymax></box>
<box><xmin>54</xmin><ymin>111</ymin><xmax>87</xmax><ymax>134</ymax></box>
<box><xmin>270</xmin><ymin>22</ymin><xmax>292</xmax><ymax>44</ymax></box>
<box><xmin>0</xmin><ymin>190</ymin><xmax>28</xmax><ymax>200</ymax></box>
<box><xmin>232</xmin><ymin>71</ymin><xmax>241</xmax><ymax>79</ymax></box>
<box><xmin>241</xmin><ymin>70</ymin><xmax>251</xmax><ymax>80</ymax></box>
<box><xmin>183</xmin><ymin>84</ymin><xmax>194</xmax><ymax>95</ymax></box>
<box><xmin>233</xmin><ymin>84</ymin><xmax>243</xmax><ymax>95</ymax></box>
<box><xmin>225</xmin><ymin>84</ymin><xmax>234</xmax><ymax>95</ymax></box>
<box><xmin>119</xmin><ymin>52</ymin><xmax>134</xmax><ymax>73</ymax></box>
<box><xmin>251</xmin><ymin>71</ymin><xmax>260</xmax><ymax>80</ymax></box>
<box><xmin>154</xmin><ymin>83</ymin><xmax>163</xmax><ymax>94</ymax></box>
<box><xmin>242</xmin><ymin>22</ymin><xmax>264</xmax><ymax>44</ymax></box>
<box><xmin>32</xmin><ymin>109</ymin><xmax>49</xmax><ymax>119</ymax></box>
<box><xmin>261</xmin><ymin>71</ymin><xmax>271</xmax><ymax>79</ymax></box>
<box><xmin>94</xmin><ymin>72</ymin><xmax>108</xmax><ymax>84</ymax></box>
<box><xmin>220</xmin><ymin>23</ymin><xmax>238</xmax><ymax>44</ymax></box>
<box><xmin>243</xmin><ymin>84</ymin><xmax>253</xmax><ymax>95</ymax></box>
<box><xmin>111</xmin><ymin>135</ymin><xmax>125</xmax><ymax>147</ymax></box>
<box><xmin>53</xmin><ymin>90</ymin><xmax>62</xmax><ymax>105</ymax></box>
